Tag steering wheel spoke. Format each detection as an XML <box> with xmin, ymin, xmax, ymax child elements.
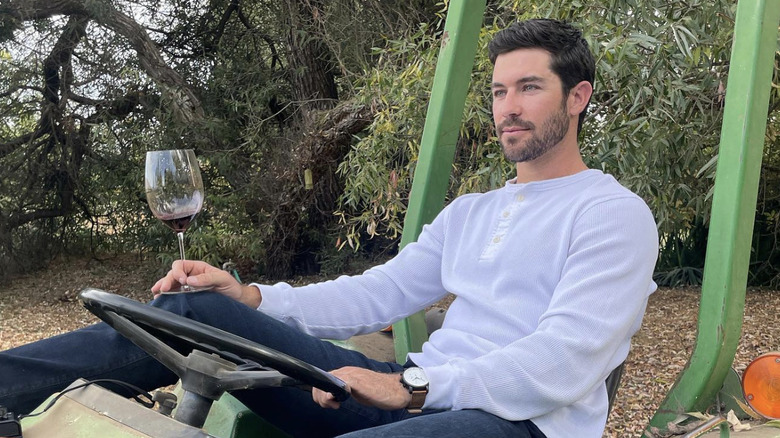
<box><xmin>97</xmin><ymin>307</ymin><xmax>188</xmax><ymax>377</ymax></box>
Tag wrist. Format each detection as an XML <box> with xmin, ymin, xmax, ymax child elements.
<box><xmin>400</xmin><ymin>367</ymin><xmax>429</xmax><ymax>413</ymax></box>
<box><xmin>240</xmin><ymin>284</ymin><xmax>262</xmax><ymax>308</ymax></box>
<box><xmin>395</xmin><ymin>373</ymin><xmax>413</xmax><ymax>405</ymax></box>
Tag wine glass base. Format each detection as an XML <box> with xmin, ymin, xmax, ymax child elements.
<box><xmin>158</xmin><ymin>286</ymin><xmax>213</xmax><ymax>294</ymax></box>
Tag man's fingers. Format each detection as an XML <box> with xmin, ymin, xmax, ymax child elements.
<box><xmin>312</xmin><ymin>388</ymin><xmax>346</xmax><ymax>409</ymax></box>
<box><xmin>322</xmin><ymin>394</ymin><xmax>341</xmax><ymax>409</ymax></box>
<box><xmin>174</xmin><ymin>259</ymin><xmax>212</xmax><ymax>276</ymax></box>
<box><xmin>187</xmin><ymin>270</ymin><xmax>226</xmax><ymax>288</ymax></box>
<box><xmin>152</xmin><ymin>260</ymin><xmax>219</xmax><ymax>297</ymax></box>
<box><xmin>171</xmin><ymin>259</ymin><xmax>186</xmax><ymax>272</ymax></box>
<box><xmin>185</xmin><ymin>272</ymin><xmax>209</xmax><ymax>286</ymax></box>
<box><xmin>169</xmin><ymin>263</ymin><xmax>188</xmax><ymax>280</ymax></box>
<box><xmin>152</xmin><ymin>277</ymin><xmax>176</xmax><ymax>293</ymax></box>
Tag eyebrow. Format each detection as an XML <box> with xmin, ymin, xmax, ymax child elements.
<box><xmin>491</xmin><ymin>75</ymin><xmax>546</xmax><ymax>89</ymax></box>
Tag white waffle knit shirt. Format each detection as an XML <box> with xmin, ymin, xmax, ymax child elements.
<box><xmin>255</xmin><ymin>169</ymin><xmax>659</xmax><ymax>438</ymax></box>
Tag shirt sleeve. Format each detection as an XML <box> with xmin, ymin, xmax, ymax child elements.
<box><xmin>254</xmin><ymin>205</ymin><xmax>454</xmax><ymax>340</ymax></box>
<box><xmin>422</xmin><ymin>197</ymin><xmax>658</xmax><ymax>420</ymax></box>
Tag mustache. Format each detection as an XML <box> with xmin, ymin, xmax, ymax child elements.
<box><xmin>497</xmin><ymin>117</ymin><xmax>535</xmax><ymax>132</ymax></box>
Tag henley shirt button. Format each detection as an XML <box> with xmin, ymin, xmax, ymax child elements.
<box><xmin>502</xmin><ymin>211</ymin><xmax>510</xmax><ymax>218</ymax></box>
<box><xmin>515</xmin><ymin>194</ymin><xmax>525</xmax><ymax>202</ymax></box>
<box><xmin>493</xmin><ymin>236</ymin><xmax>502</xmax><ymax>243</ymax></box>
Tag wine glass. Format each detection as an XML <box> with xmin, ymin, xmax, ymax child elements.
<box><xmin>145</xmin><ymin>149</ymin><xmax>207</xmax><ymax>292</ymax></box>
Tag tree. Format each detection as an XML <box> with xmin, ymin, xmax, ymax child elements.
<box><xmin>0</xmin><ymin>0</ymin><xmax>438</xmax><ymax>279</ymax></box>
<box><xmin>4</xmin><ymin>0</ymin><xmax>779</xmax><ymax>286</ymax></box>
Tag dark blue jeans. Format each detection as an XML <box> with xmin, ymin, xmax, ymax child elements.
<box><xmin>0</xmin><ymin>292</ymin><xmax>545</xmax><ymax>437</ymax></box>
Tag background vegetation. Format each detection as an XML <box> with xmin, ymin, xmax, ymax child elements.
<box><xmin>1</xmin><ymin>0</ymin><xmax>778</xmax><ymax>287</ymax></box>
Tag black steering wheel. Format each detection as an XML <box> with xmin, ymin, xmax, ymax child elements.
<box><xmin>78</xmin><ymin>288</ymin><xmax>349</xmax><ymax>427</ymax></box>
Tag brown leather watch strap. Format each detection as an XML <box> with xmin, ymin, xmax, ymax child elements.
<box><xmin>407</xmin><ymin>388</ymin><xmax>428</xmax><ymax>414</ymax></box>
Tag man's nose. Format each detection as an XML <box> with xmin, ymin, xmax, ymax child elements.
<box><xmin>501</xmin><ymin>90</ymin><xmax>523</xmax><ymax>118</ymax></box>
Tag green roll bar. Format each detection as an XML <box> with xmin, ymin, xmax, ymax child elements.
<box><xmin>647</xmin><ymin>0</ymin><xmax>780</xmax><ymax>432</ymax></box>
<box><xmin>394</xmin><ymin>1</ymin><xmax>780</xmax><ymax>435</ymax></box>
<box><xmin>391</xmin><ymin>0</ymin><xmax>487</xmax><ymax>363</ymax></box>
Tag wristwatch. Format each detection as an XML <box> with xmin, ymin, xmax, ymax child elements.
<box><xmin>400</xmin><ymin>367</ymin><xmax>429</xmax><ymax>413</ymax></box>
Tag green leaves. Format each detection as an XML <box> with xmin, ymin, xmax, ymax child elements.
<box><xmin>334</xmin><ymin>0</ymin><xmax>774</xmax><ymax>287</ymax></box>
<box><xmin>4</xmin><ymin>0</ymin><xmax>780</xmax><ymax>284</ymax></box>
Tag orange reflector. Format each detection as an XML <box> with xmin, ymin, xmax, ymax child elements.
<box><xmin>742</xmin><ymin>352</ymin><xmax>780</xmax><ymax>419</ymax></box>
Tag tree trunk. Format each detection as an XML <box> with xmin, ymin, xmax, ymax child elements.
<box><xmin>260</xmin><ymin>0</ymin><xmax>345</xmax><ymax>278</ymax></box>
<box><xmin>263</xmin><ymin>103</ymin><xmax>373</xmax><ymax>279</ymax></box>
<box><xmin>284</xmin><ymin>0</ymin><xmax>338</xmax><ymax>114</ymax></box>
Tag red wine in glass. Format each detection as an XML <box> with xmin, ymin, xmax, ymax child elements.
<box><xmin>159</xmin><ymin>213</ymin><xmax>199</xmax><ymax>233</ymax></box>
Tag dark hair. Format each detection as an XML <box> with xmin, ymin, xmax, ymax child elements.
<box><xmin>488</xmin><ymin>19</ymin><xmax>595</xmax><ymax>133</ymax></box>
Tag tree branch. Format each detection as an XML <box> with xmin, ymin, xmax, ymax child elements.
<box><xmin>2</xmin><ymin>0</ymin><xmax>88</xmax><ymax>23</ymax></box>
<box><xmin>209</xmin><ymin>0</ymin><xmax>239</xmax><ymax>48</ymax></box>
<box><xmin>42</xmin><ymin>15</ymin><xmax>88</xmax><ymax>106</ymax></box>
<box><xmin>4</xmin><ymin>0</ymin><xmax>205</xmax><ymax>125</ymax></box>
<box><xmin>97</xmin><ymin>5</ymin><xmax>204</xmax><ymax>124</ymax></box>
<box><xmin>0</xmin><ymin>85</ymin><xmax>44</xmax><ymax>99</ymax></box>
<box><xmin>0</xmin><ymin>127</ymin><xmax>49</xmax><ymax>159</ymax></box>
<box><xmin>85</xmin><ymin>90</ymin><xmax>146</xmax><ymax>124</ymax></box>
<box><xmin>6</xmin><ymin>207</ymin><xmax>68</xmax><ymax>229</ymax></box>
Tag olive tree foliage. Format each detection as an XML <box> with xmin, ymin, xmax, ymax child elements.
<box><xmin>334</xmin><ymin>0</ymin><xmax>780</xmax><ymax>286</ymax></box>
<box><xmin>0</xmin><ymin>0</ymin><xmax>440</xmax><ymax>279</ymax></box>
<box><xmin>0</xmin><ymin>2</ymin><xmax>168</xmax><ymax>277</ymax></box>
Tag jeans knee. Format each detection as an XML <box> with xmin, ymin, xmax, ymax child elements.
<box><xmin>151</xmin><ymin>291</ymin><xmax>275</xmax><ymax>331</ymax></box>
<box><xmin>152</xmin><ymin>291</ymin><xmax>224</xmax><ymax>315</ymax></box>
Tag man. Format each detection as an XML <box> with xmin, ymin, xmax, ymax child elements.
<box><xmin>0</xmin><ymin>19</ymin><xmax>658</xmax><ymax>438</ymax></box>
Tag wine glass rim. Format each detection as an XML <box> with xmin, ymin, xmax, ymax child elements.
<box><xmin>146</xmin><ymin>149</ymin><xmax>196</xmax><ymax>154</ymax></box>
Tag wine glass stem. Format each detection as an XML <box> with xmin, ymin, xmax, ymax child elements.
<box><xmin>176</xmin><ymin>231</ymin><xmax>190</xmax><ymax>291</ymax></box>
<box><xmin>177</xmin><ymin>232</ymin><xmax>187</xmax><ymax>262</ymax></box>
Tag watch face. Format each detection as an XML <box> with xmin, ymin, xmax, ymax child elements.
<box><xmin>403</xmin><ymin>367</ymin><xmax>429</xmax><ymax>388</ymax></box>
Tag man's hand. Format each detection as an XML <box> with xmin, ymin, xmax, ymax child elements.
<box><xmin>312</xmin><ymin>367</ymin><xmax>411</xmax><ymax>411</ymax></box>
<box><xmin>151</xmin><ymin>260</ymin><xmax>262</xmax><ymax>308</ymax></box>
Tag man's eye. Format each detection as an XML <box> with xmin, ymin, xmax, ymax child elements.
<box><xmin>493</xmin><ymin>90</ymin><xmax>506</xmax><ymax>98</ymax></box>
<box><xmin>522</xmin><ymin>84</ymin><xmax>539</xmax><ymax>92</ymax></box>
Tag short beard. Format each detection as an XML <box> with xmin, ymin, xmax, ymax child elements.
<box><xmin>498</xmin><ymin>103</ymin><xmax>570</xmax><ymax>163</ymax></box>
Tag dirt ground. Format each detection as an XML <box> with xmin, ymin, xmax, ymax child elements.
<box><xmin>1</xmin><ymin>254</ymin><xmax>779</xmax><ymax>437</ymax></box>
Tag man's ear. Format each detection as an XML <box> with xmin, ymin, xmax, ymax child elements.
<box><xmin>567</xmin><ymin>81</ymin><xmax>593</xmax><ymax>117</ymax></box>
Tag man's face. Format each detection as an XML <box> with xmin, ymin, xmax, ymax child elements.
<box><xmin>491</xmin><ymin>48</ymin><xmax>571</xmax><ymax>163</ymax></box>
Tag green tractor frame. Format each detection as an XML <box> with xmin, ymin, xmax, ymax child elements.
<box><xmin>10</xmin><ymin>1</ymin><xmax>780</xmax><ymax>437</ymax></box>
